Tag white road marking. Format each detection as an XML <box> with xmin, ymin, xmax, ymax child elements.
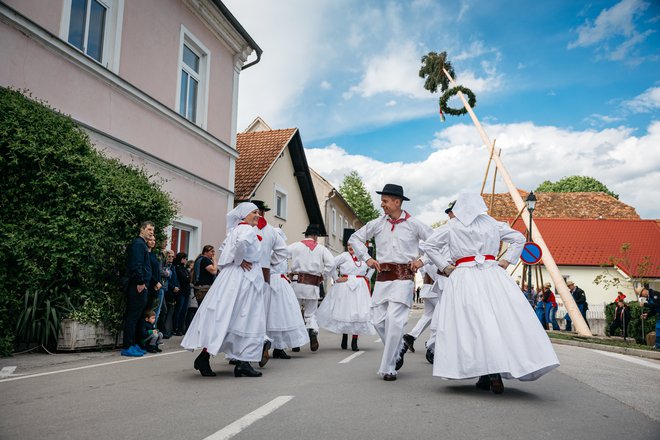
<box><xmin>202</xmin><ymin>395</ymin><xmax>294</xmax><ymax>440</ymax></box>
<box><xmin>338</xmin><ymin>351</ymin><xmax>365</xmax><ymax>364</ymax></box>
<box><xmin>593</xmin><ymin>350</ymin><xmax>660</xmax><ymax>371</ymax></box>
<box><xmin>0</xmin><ymin>350</ymin><xmax>188</xmax><ymax>383</ymax></box>
<box><xmin>0</xmin><ymin>366</ymin><xmax>16</xmax><ymax>378</ymax></box>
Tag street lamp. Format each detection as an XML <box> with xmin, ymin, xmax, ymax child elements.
<box><xmin>525</xmin><ymin>191</ymin><xmax>537</xmax><ymax>306</ymax></box>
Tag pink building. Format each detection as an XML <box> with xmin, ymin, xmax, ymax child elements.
<box><xmin>0</xmin><ymin>0</ymin><xmax>261</xmax><ymax>256</ymax></box>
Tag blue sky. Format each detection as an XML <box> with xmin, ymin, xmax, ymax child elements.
<box><xmin>225</xmin><ymin>0</ymin><xmax>660</xmax><ymax>223</ymax></box>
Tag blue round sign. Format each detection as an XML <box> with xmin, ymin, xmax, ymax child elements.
<box><xmin>521</xmin><ymin>242</ymin><xmax>542</xmax><ymax>265</ymax></box>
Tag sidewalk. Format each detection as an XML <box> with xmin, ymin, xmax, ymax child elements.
<box><xmin>548</xmin><ymin>331</ymin><xmax>660</xmax><ymax>361</ymax></box>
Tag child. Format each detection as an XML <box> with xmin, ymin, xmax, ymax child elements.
<box><xmin>140</xmin><ymin>310</ymin><xmax>163</xmax><ymax>353</ymax></box>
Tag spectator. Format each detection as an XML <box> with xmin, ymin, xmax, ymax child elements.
<box><xmin>522</xmin><ymin>282</ymin><xmax>536</xmax><ymax>308</ymax></box>
<box><xmin>615</xmin><ymin>291</ymin><xmax>627</xmax><ymax>303</ymax></box>
<box><xmin>159</xmin><ymin>249</ymin><xmax>179</xmax><ymax>337</ymax></box>
<box><xmin>146</xmin><ymin>237</ymin><xmax>163</xmax><ymax>323</ymax></box>
<box><xmin>139</xmin><ymin>310</ymin><xmax>163</xmax><ymax>353</ymax></box>
<box><xmin>172</xmin><ymin>252</ymin><xmax>190</xmax><ymax>336</ymax></box>
<box><xmin>637</xmin><ymin>284</ymin><xmax>660</xmax><ymax>350</ymax></box>
<box><xmin>565</xmin><ymin>280</ymin><xmax>589</xmax><ymax>331</ymax></box>
<box><xmin>121</xmin><ymin>221</ymin><xmax>154</xmax><ymax>357</ymax></box>
<box><xmin>192</xmin><ymin>245</ymin><xmax>218</xmax><ymax>305</ymax></box>
<box><xmin>185</xmin><ymin>259</ymin><xmax>198</xmax><ymax>331</ymax></box>
<box><xmin>608</xmin><ymin>300</ymin><xmax>631</xmax><ymax>338</ymax></box>
<box><xmin>542</xmin><ymin>283</ymin><xmax>560</xmax><ymax>331</ymax></box>
<box><xmin>535</xmin><ymin>292</ymin><xmax>546</xmax><ymax>328</ymax></box>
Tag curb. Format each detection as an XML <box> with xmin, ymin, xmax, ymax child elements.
<box><xmin>551</xmin><ymin>338</ymin><xmax>660</xmax><ymax>361</ymax></box>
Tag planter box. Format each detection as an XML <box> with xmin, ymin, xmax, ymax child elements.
<box><xmin>57</xmin><ymin>319</ymin><xmax>119</xmax><ymax>351</ymax></box>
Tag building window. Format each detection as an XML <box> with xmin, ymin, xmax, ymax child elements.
<box><xmin>62</xmin><ymin>0</ymin><xmax>123</xmax><ymax>70</ymax></box>
<box><xmin>169</xmin><ymin>225</ymin><xmax>191</xmax><ymax>255</ymax></box>
<box><xmin>339</xmin><ymin>215</ymin><xmax>343</xmax><ymax>236</ymax></box>
<box><xmin>331</xmin><ymin>208</ymin><xmax>337</xmax><ymax>235</ymax></box>
<box><xmin>344</xmin><ymin>219</ymin><xmax>349</xmax><ymax>229</ymax></box>
<box><xmin>177</xmin><ymin>27</ymin><xmax>210</xmax><ymax>127</ymax></box>
<box><xmin>167</xmin><ymin>217</ymin><xmax>202</xmax><ymax>257</ymax></box>
<box><xmin>274</xmin><ymin>186</ymin><xmax>288</xmax><ymax>220</ymax></box>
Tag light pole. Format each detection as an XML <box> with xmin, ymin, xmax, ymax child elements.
<box><xmin>525</xmin><ymin>191</ymin><xmax>537</xmax><ymax>305</ymax></box>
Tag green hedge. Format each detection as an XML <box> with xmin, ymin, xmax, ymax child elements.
<box><xmin>0</xmin><ymin>88</ymin><xmax>177</xmax><ymax>355</ymax></box>
<box><xmin>605</xmin><ymin>301</ymin><xmax>657</xmax><ymax>344</ymax></box>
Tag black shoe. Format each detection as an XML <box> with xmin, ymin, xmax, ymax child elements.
<box><xmin>146</xmin><ymin>345</ymin><xmax>158</xmax><ymax>353</ymax></box>
<box><xmin>173</xmin><ymin>331</ymin><xmax>183</xmax><ymax>336</ymax></box>
<box><xmin>228</xmin><ymin>358</ymin><xmax>239</xmax><ymax>365</ymax></box>
<box><xmin>351</xmin><ymin>337</ymin><xmax>359</xmax><ymax>352</ymax></box>
<box><xmin>193</xmin><ymin>351</ymin><xmax>216</xmax><ymax>377</ymax></box>
<box><xmin>403</xmin><ymin>334</ymin><xmax>416</xmax><ymax>353</ymax></box>
<box><xmin>490</xmin><ymin>374</ymin><xmax>504</xmax><ymax>394</ymax></box>
<box><xmin>162</xmin><ymin>333</ymin><xmax>172</xmax><ymax>339</ymax></box>
<box><xmin>292</xmin><ymin>347</ymin><xmax>300</xmax><ymax>352</ymax></box>
<box><xmin>425</xmin><ymin>347</ymin><xmax>434</xmax><ymax>364</ymax></box>
<box><xmin>259</xmin><ymin>341</ymin><xmax>271</xmax><ymax>368</ymax></box>
<box><xmin>272</xmin><ymin>349</ymin><xmax>291</xmax><ymax>359</ymax></box>
<box><xmin>476</xmin><ymin>375</ymin><xmax>490</xmax><ymax>391</ymax></box>
<box><xmin>234</xmin><ymin>361</ymin><xmax>262</xmax><ymax>377</ymax></box>
<box><xmin>341</xmin><ymin>334</ymin><xmax>348</xmax><ymax>350</ymax></box>
<box><xmin>383</xmin><ymin>373</ymin><xmax>397</xmax><ymax>381</ymax></box>
<box><xmin>155</xmin><ymin>346</ymin><xmax>162</xmax><ymax>353</ymax></box>
<box><xmin>395</xmin><ymin>347</ymin><xmax>406</xmax><ymax>371</ymax></box>
<box><xmin>309</xmin><ymin>330</ymin><xmax>319</xmax><ymax>352</ymax></box>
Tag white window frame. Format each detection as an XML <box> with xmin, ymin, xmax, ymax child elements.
<box><xmin>344</xmin><ymin>218</ymin><xmax>349</xmax><ymax>230</ymax></box>
<box><xmin>176</xmin><ymin>25</ymin><xmax>210</xmax><ymax>129</ymax></box>
<box><xmin>60</xmin><ymin>0</ymin><xmax>124</xmax><ymax>73</ymax></box>
<box><xmin>274</xmin><ymin>185</ymin><xmax>288</xmax><ymax>220</ymax></box>
<box><xmin>338</xmin><ymin>214</ymin><xmax>343</xmax><ymax>236</ymax></box>
<box><xmin>167</xmin><ymin>216</ymin><xmax>202</xmax><ymax>258</ymax></box>
<box><xmin>331</xmin><ymin>208</ymin><xmax>337</xmax><ymax>236</ymax></box>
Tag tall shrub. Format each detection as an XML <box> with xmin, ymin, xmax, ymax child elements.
<box><xmin>605</xmin><ymin>301</ymin><xmax>656</xmax><ymax>344</ymax></box>
<box><xmin>0</xmin><ymin>88</ymin><xmax>177</xmax><ymax>355</ymax></box>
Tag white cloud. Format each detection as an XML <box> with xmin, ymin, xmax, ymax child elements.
<box><xmin>621</xmin><ymin>86</ymin><xmax>660</xmax><ymax>113</ymax></box>
<box><xmin>320</xmin><ymin>80</ymin><xmax>332</xmax><ymax>90</ymax></box>
<box><xmin>306</xmin><ymin>121</ymin><xmax>660</xmax><ymax>223</ymax></box>
<box><xmin>385</xmin><ymin>100</ymin><xmax>397</xmax><ymax>107</ymax></box>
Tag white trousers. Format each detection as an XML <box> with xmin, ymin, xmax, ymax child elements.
<box><xmin>409</xmin><ymin>297</ymin><xmax>438</xmax><ymax>339</ymax></box>
<box><xmin>298</xmin><ymin>298</ymin><xmax>319</xmax><ymax>333</ymax></box>
<box><xmin>372</xmin><ymin>301</ymin><xmax>408</xmax><ymax>376</ymax></box>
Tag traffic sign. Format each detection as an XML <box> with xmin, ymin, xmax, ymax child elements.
<box><xmin>521</xmin><ymin>242</ymin><xmax>542</xmax><ymax>265</ymax></box>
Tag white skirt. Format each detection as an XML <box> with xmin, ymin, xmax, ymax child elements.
<box><xmin>266</xmin><ymin>274</ymin><xmax>310</xmax><ymax>349</ymax></box>
<box><xmin>317</xmin><ymin>276</ymin><xmax>376</xmax><ymax>335</ymax></box>
<box><xmin>432</xmin><ymin>261</ymin><xmax>559</xmax><ymax>381</ymax></box>
<box><xmin>181</xmin><ymin>265</ymin><xmax>265</xmax><ymax>361</ymax></box>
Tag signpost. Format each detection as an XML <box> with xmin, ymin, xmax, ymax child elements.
<box><xmin>521</xmin><ymin>242</ymin><xmax>542</xmax><ymax>265</ymax></box>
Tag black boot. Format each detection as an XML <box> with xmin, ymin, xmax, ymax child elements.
<box><xmin>309</xmin><ymin>329</ymin><xmax>319</xmax><ymax>352</ymax></box>
<box><xmin>351</xmin><ymin>335</ymin><xmax>359</xmax><ymax>351</ymax></box>
<box><xmin>475</xmin><ymin>375</ymin><xmax>490</xmax><ymax>391</ymax></box>
<box><xmin>259</xmin><ymin>340</ymin><xmax>271</xmax><ymax>368</ymax></box>
<box><xmin>194</xmin><ymin>351</ymin><xmax>216</xmax><ymax>377</ymax></box>
<box><xmin>341</xmin><ymin>334</ymin><xmax>348</xmax><ymax>350</ymax></box>
<box><xmin>425</xmin><ymin>347</ymin><xmax>434</xmax><ymax>364</ymax></box>
<box><xmin>395</xmin><ymin>345</ymin><xmax>407</xmax><ymax>370</ymax></box>
<box><xmin>489</xmin><ymin>373</ymin><xmax>504</xmax><ymax>394</ymax></box>
<box><xmin>403</xmin><ymin>333</ymin><xmax>416</xmax><ymax>353</ymax></box>
<box><xmin>234</xmin><ymin>361</ymin><xmax>262</xmax><ymax>377</ymax></box>
<box><xmin>272</xmin><ymin>348</ymin><xmax>291</xmax><ymax>359</ymax></box>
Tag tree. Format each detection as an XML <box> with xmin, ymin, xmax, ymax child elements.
<box><xmin>339</xmin><ymin>171</ymin><xmax>380</xmax><ymax>224</ymax></box>
<box><xmin>419</xmin><ymin>51</ymin><xmax>455</xmax><ymax>94</ymax></box>
<box><xmin>535</xmin><ymin>176</ymin><xmax>618</xmax><ymax>199</ymax></box>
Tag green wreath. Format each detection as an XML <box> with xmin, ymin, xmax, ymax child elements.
<box><xmin>439</xmin><ymin>85</ymin><xmax>476</xmax><ymax>116</ymax></box>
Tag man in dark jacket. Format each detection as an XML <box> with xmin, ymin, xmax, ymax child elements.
<box><xmin>565</xmin><ymin>280</ymin><xmax>589</xmax><ymax>331</ymax></box>
<box><xmin>638</xmin><ymin>285</ymin><xmax>660</xmax><ymax>349</ymax></box>
<box><xmin>608</xmin><ymin>300</ymin><xmax>631</xmax><ymax>338</ymax></box>
<box><xmin>122</xmin><ymin>221</ymin><xmax>155</xmax><ymax>357</ymax></box>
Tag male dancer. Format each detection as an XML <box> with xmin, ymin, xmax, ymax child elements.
<box><xmin>288</xmin><ymin>224</ymin><xmax>335</xmax><ymax>351</ymax></box>
<box><xmin>349</xmin><ymin>184</ymin><xmax>432</xmax><ymax>381</ymax></box>
<box><xmin>403</xmin><ymin>261</ymin><xmax>445</xmax><ymax>353</ymax></box>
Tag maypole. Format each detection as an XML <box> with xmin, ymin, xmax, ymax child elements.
<box><xmin>441</xmin><ymin>67</ymin><xmax>592</xmax><ymax>336</ymax></box>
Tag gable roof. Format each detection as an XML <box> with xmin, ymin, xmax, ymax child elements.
<box><xmin>235</xmin><ymin>128</ymin><xmax>327</xmax><ymax>235</ymax></box>
<box><xmin>509</xmin><ymin>218</ymin><xmax>660</xmax><ymax>278</ymax></box>
<box><xmin>483</xmin><ymin>190</ymin><xmax>640</xmax><ymax>221</ymax></box>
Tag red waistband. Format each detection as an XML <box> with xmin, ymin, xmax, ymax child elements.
<box><xmin>455</xmin><ymin>255</ymin><xmax>496</xmax><ymax>266</ymax></box>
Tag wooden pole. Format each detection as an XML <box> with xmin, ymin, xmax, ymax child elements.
<box><xmin>442</xmin><ymin>68</ymin><xmax>592</xmax><ymax>336</ymax></box>
<box><xmin>480</xmin><ymin>139</ymin><xmax>496</xmax><ymax>195</ymax></box>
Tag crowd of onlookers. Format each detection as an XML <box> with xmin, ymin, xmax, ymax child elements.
<box><xmin>520</xmin><ymin>280</ymin><xmax>588</xmax><ymax>332</ymax></box>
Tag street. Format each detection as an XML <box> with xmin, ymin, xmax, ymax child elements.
<box><xmin>1</xmin><ymin>308</ymin><xmax>658</xmax><ymax>440</ymax></box>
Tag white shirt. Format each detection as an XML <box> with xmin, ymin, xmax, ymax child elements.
<box><xmin>256</xmin><ymin>222</ymin><xmax>288</xmax><ymax>269</ymax></box>
<box><xmin>288</xmin><ymin>240</ymin><xmax>335</xmax><ymax>299</ymax></box>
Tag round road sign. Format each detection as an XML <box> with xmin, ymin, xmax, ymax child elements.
<box><xmin>521</xmin><ymin>242</ymin><xmax>542</xmax><ymax>265</ymax></box>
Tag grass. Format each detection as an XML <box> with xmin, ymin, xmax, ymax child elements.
<box><xmin>547</xmin><ymin>331</ymin><xmax>656</xmax><ymax>352</ymax></box>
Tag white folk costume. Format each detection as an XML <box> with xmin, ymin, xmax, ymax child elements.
<box><xmin>181</xmin><ymin>203</ymin><xmax>265</xmax><ymax>363</ymax></box>
<box><xmin>288</xmin><ymin>228</ymin><xmax>335</xmax><ymax>334</ymax></box>
<box><xmin>266</xmin><ymin>228</ymin><xmax>310</xmax><ymax>350</ymax></box>
<box><xmin>421</xmin><ymin>193</ymin><xmax>559</xmax><ymax>383</ymax></box>
<box><xmin>405</xmin><ymin>262</ymin><xmax>446</xmax><ymax>352</ymax></box>
<box><xmin>317</xmin><ymin>251</ymin><xmax>376</xmax><ymax>335</ymax></box>
<box><xmin>349</xmin><ymin>184</ymin><xmax>432</xmax><ymax>379</ymax></box>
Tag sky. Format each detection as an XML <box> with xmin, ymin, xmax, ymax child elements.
<box><xmin>224</xmin><ymin>0</ymin><xmax>660</xmax><ymax>224</ymax></box>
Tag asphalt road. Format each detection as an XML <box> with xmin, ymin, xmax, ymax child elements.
<box><xmin>1</xmin><ymin>309</ymin><xmax>659</xmax><ymax>440</ymax></box>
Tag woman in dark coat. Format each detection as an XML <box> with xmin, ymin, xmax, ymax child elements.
<box><xmin>173</xmin><ymin>252</ymin><xmax>191</xmax><ymax>336</ymax></box>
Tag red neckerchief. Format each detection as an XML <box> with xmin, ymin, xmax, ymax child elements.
<box><xmin>257</xmin><ymin>217</ymin><xmax>267</xmax><ymax>230</ymax></box>
<box><xmin>238</xmin><ymin>222</ymin><xmax>262</xmax><ymax>241</ymax></box>
<box><xmin>301</xmin><ymin>238</ymin><xmax>318</xmax><ymax>251</ymax></box>
<box><xmin>350</xmin><ymin>253</ymin><xmax>362</xmax><ymax>267</ymax></box>
<box><xmin>387</xmin><ymin>211</ymin><xmax>411</xmax><ymax>231</ymax></box>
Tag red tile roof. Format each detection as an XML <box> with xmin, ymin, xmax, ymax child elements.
<box><xmin>235</xmin><ymin>128</ymin><xmax>297</xmax><ymax>200</ymax></box>
<box><xmin>483</xmin><ymin>190</ymin><xmax>640</xmax><ymax>220</ymax></box>
<box><xmin>509</xmin><ymin>218</ymin><xmax>660</xmax><ymax>277</ymax></box>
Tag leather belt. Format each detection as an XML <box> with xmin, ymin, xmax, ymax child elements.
<box><xmin>262</xmin><ymin>268</ymin><xmax>270</xmax><ymax>284</ymax></box>
<box><xmin>376</xmin><ymin>262</ymin><xmax>414</xmax><ymax>282</ymax></box>
<box><xmin>423</xmin><ymin>274</ymin><xmax>434</xmax><ymax>285</ymax></box>
<box><xmin>455</xmin><ymin>255</ymin><xmax>496</xmax><ymax>266</ymax></box>
<box><xmin>292</xmin><ymin>272</ymin><xmax>323</xmax><ymax>286</ymax></box>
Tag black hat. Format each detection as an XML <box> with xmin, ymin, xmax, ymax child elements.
<box><xmin>376</xmin><ymin>183</ymin><xmax>409</xmax><ymax>201</ymax></box>
<box><xmin>303</xmin><ymin>224</ymin><xmax>322</xmax><ymax>236</ymax></box>
<box><xmin>251</xmin><ymin>200</ymin><xmax>270</xmax><ymax>212</ymax></box>
<box><xmin>342</xmin><ymin>228</ymin><xmax>356</xmax><ymax>247</ymax></box>
<box><xmin>445</xmin><ymin>200</ymin><xmax>456</xmax><ymax>214</ymax></box>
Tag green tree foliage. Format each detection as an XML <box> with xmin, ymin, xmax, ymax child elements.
<box><xmin>535</xmin><ymin>176</ymin><xmax>618</xmax><ymax>199</ymax></box>
<box><xmin>0</xmin><ymin>88</ymin><xmax>177</xmax><ymax>355</ymax></box>
<box><xmin>339</xmin><ymin>171</ymin><xmax>380</xmax><ymax>224</ymax></box>
<box><xmin>605</xmin><ymin>301</ymin><xmax>656</xmax><ymax>344</ymax></box>
<box><xmin>419</xmin><ymin>51</ymin><xmax>455</xmax><ymax>94</ymax></box>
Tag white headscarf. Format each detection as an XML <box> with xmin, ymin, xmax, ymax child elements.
<box><xmin>452</xmin><ymin>193</ymin><xmax>487</xmax><ymax>226</ymax></box>
<box><xmin>226</xmin><ymin>202</ymin><xmax>258</xmax><ymax>230</ymax></box>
